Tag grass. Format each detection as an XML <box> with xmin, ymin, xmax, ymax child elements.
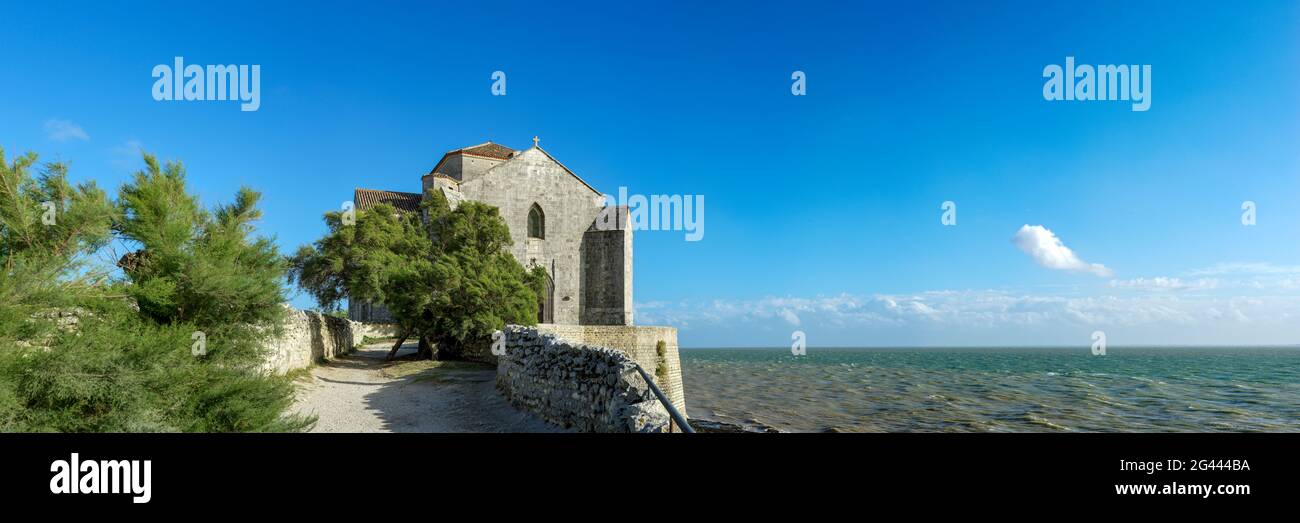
<box><xmin>379</xmin><ymin>358</ymin><xmax>493</xmax><ymax>383</ymax></box>
<box><xmin>281</xmin><ymin>364</ymin><xmax>319</xmax><ymax>384</ymax></box>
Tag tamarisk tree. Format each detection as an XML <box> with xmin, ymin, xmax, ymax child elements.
<box><xmin>289</xmin><ymin>189</ymin><xmax>546</xmax><ymax>360</ymax></box>
<box><xmin>0</xmin><ymin>149</ymin><xmax>307</xmax><ymax>432</ymax></box>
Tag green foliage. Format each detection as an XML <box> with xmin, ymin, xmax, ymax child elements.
<box><xmin>288</xmin><ymin>201</ymin><xmax>426</xmax><ymax>312</ymax></box>
<box><xmin>290</xmin><ymin>188</ymin><xmax>544</xmax><ymax>357</ymax></box>
<box><xmin>0</xmin><ymin>152</ymin><xmax>116</xmax><ymax>347</ymax></box>
<box><xmin>0</xmin><ymin>153</ymin><xmax>115</xmax><ymax>266</ymax></box>
<box><xmin>3</xmin><ymin>305</ymin><xmax>304</xmax><ymax>432</ymax></box>
<box><xmin>413</xmin><ymin>191</ymin><xmax>544</xmax><ymax>351</ymax></box>
<box><xmin>0</xmin><ymin>147</ymin><xmax>308</xmax><ymax>432</ymax></box>
<box><xmin>655</xmin><ymin>340</ymin><xmax>669</xmax><ymax>382</ymax></box>
<box><xmin>318</xmin><ymin>308</ymin><xmax>348</xmax><ymax>319</ymax></box>
<box><xmin>116</xmin><ymin>155</ymin><xmax>288</xmax><ymax>363</ymax></box>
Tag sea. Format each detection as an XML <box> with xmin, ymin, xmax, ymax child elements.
<box><xmin>680</xmin><ymin>347</ymin><xmax>1300</xmax><ymax>432</ymax></box>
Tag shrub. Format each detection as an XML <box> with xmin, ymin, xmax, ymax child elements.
<box><xmin>0</xmin><ymin>148</ymin><xmax>309</xmax><ymax>432</ymax></box>
<box><xmin>290</xmin><ymin>189</ymin><xmax>544</xmax><ymax>360</ymax></box>
<box><xmin>655</xmin><ymin>340</ymin><xmax>669</xmax><ymax>382</ymax></box>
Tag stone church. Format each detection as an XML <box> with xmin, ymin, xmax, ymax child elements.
<box><xmin>349</xmin><ymin>138</ymin><xmax>632</xmax><ymax>327</ymax></box>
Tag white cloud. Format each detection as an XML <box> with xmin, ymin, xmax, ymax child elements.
<box><xmin>1187</xmin><ymin>262</ymin><xmax>1300</xmax><ymax>277</ymax></box>
<box><xmin>1109</xmin><ymin>277</ymin><xmax>1218</xmax><ymax>291</ymax></box>
<box><xmin>1012</xmin><ymin>224</ymin><xmax>1112</xmax><ymax>277</ymax></box>
<box><xmin>1178</xmin><ymin>263</ymin><xmax>1300</xmax><ymax>292</ymax></box>
<box><xmin>43</xmin><ymin>119</ymin><xmax>89</xmax><ymax>142</ymax></box>
<box><xmin>108</xmin><ymin>139</ymin><xmax>145</xmax><ymax>169</ymax></box>
<box><xmin>634</xmin><ymin>263</ymin><xmax>1300</xmax><ymax>346</ymax></box>
<box><xmin>778</xmin><ymin>308</ymin><xmax>801</xmax><ymax>326</ymax></box>
<box><xmin>635</xmin><ymin>289</ymin><xmax>1300</xmax><ymax>346</ymax></box>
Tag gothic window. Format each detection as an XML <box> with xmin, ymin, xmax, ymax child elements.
<box><xmin>528</xmin><ymin>204</ymin><xmax>545</xmax><ymax>239</ymax></box>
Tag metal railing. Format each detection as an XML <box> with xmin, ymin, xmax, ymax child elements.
<box><xmin>633</xmin><ymin>364</ymin><xmax>694</xmax><ymax>433</ymax></box>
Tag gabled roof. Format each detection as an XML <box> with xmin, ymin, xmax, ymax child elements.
<box><xmin>526</xmin><ymin>145</ymin><xmax>601</xmax><ymax>195</ymax></box>
<box><xmin>457</xmin><ymin>141</ymin><xmax>515</xmax><ymax>160</ymax></box>
<box><xmin>429</xmin><ymin>141</ymin><xmax>515</xmax><ymax>175</ymax></box>
<box><xmin>354</xmin><ymin>188</ymin><xmax>422</xmax><ymax>213</ymax></box>
<box><xmin>425</xmin><ymin>139</ymin><xmax>603</xmax><ymax>196</ymax></box>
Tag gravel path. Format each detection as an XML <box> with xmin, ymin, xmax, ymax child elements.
<box><xmin>289</xmin><ymin>343</ymin><xmax>565</xmax><ymax>433</ymax></box>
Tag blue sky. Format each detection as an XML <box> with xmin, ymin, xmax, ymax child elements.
<box><xmin>3</xmin><ymin>1</ymin><xmax>1299</xmax><ymax>347</ymax></box>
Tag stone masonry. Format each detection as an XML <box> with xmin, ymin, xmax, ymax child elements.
<box><xmin>352</xmin><ymin>139</ymin><xmax>633</xmax><ymax>326</ymax></box>
<box><xmin>260</xmin><ymin>307</ymin><xmax>399</xmax><ymax>375</ymax></box>
<box><xmin>533</xmin><ymin>323</ymin><xmax>685</xmax><ymax>413</ymax></box>
<box><xmin>496</xmin><ymin>325</ymin><xmax>670</xmax><ymax>433</ymax></box>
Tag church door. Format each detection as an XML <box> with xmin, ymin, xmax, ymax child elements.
<box><xmin>538</xmin><ymin>271</ymin><xmax>555</xmax><ymax>323</ymax></box>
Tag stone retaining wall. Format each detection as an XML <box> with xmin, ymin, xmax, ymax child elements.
<box><xmin>259</xmin><ymin>309</ymin><xmax>404</xmax><ymax>375</ymax></box>
<box><xmin>533</xmin><ymin>324</ymin><xmax>685</xmax><ymax>413</ymax></box>
<box><xmin>353</xmin><ymin>322</ymin><xmax>401</xmax><ymax>341</ymax></box>
<box><xmin>496</xmin><ymin>325</ymin><xmax>671</xmax><ymax>432</ymax></box>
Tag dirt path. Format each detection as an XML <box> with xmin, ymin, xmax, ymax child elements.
<box><xmin>289</xmin><ymin>343</ymin><xmax>565</xmax><ymax>433</ymax></box>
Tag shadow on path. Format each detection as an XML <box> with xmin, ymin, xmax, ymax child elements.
<box><xmin>291</xmin><ymin>343</ymin><xmax>566</xmax><ymax>433</ymax></box>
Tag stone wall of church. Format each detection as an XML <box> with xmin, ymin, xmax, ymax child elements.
<box><xmin>434</xmin><ymin>154</ymin><xmax>505</xmax><ymax>182</ymax></box>
<box><xmin>457</xmin><ymin>148</ymin><xmax>617</xmax><ymax>325</ymax></box>
<box><xmin>348</xmin><ymin>299</ymin><xmax>395</xmax><ymax>323</ymax></box>
<box><xmin>580</xmin><ymin>225</ymin><xmax>633</xmax><ymax>325</ymax></box>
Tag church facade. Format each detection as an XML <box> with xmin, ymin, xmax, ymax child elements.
<box><xmin>349</xmin><ymin>139</ymin><xmax>633</xmax><ymax>327</ymax></box>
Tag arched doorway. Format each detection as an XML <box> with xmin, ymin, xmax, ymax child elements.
<box><xmin>538</xmin><ymin>270</ymin><xmax>554</xmax><ymax>323</ymax></box>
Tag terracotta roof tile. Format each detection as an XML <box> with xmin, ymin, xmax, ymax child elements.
<box><xmin>354</xmin><ymin>188</ymin><xmax>422</xmax><ymax>213</ymax></box>
<box><xmin>456</xmin><ymin>141</ymin><xmax>515</xmax><ymax>160</ymax></box>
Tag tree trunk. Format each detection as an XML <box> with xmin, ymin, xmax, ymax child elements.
<box><xmin>417</xmin><ymin>335</ymin><xmax>434</xmax><ymax>360</ymax></box>
<box><xmin>434</xmin><ymin>338</ymin><xmax>447</xmax><ymax>361</ymax></box>
<box><xmin>385</xmin><ymin>331</ymin><xmax>410</xmax><ymax>361</ymax></box>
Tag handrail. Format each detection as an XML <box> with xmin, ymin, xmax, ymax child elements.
<box><xmin>633</xmin><ymin>364</ymin><xmax>695</xmax><ymax>433</ymax></box>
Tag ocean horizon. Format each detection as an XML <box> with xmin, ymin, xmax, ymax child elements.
<box><xmin>681</xmin><ymin>346</ymin><xmax>1300</xmax><ymax>432</ymax></box>
<box><xmin>681</xmin><ymin>345</ymin><xmax>1300</xmax><ymax>350</ymax></box>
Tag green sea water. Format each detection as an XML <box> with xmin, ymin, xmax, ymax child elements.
<box><xmin>680</xmin><ymin>347</ymin><xmax>1300</xmax><ymax>432</ymax></box>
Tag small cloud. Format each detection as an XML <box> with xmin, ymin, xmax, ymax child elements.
<box><xmin>1012</xmin><ymin>224</ymin><xmax>1112</xmax><ymax>277</ymax></box>
<box><xmin>108</xmin><ymin>139</ymin><xmax>145</xmax><ymax>169</ymax></box>
<box><xmin>44</xmin><ymin>119</ymin><xmax>89</xmax><ymax>142</ymax></box>
<box><xmin>1187</xmin><ymin>262</ymin><xmax>1300</xmax><ymax>277</ymax></box>
<box><xmin>778</xmin><ymin>308</ymin><xmax>801</xmax><ymax>326</ymax></box>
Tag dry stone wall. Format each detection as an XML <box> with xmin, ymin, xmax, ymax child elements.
<box><xmin>496</xmin><ymin>325</ymin><xmax>671</xmax><ymax>432</ymax></box>
<box><xmin>533</xmin><ymin>324</ymin><xmax>684</xmax><ymax>413</ymax></box>
<box><xmin>261</xmin><ymin>307</ymin><xmax>385</xmax><ymax>375</ymax></box>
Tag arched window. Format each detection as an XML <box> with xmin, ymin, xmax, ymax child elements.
<box><xmin>528</xmin><ymin>204</ymin><xmax>545</xmax><ymax>239</ymax></box>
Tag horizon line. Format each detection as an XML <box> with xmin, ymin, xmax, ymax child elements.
<box><xmin>678</xmin><ymin>344</ymin><xmax>1300</xmax><ymax>350</ymax></box>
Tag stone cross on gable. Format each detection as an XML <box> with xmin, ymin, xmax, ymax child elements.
<box><xmin>532</xmin><ymin>136</ymin><xmax>539</xmax><ymax>147</ymax></box>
